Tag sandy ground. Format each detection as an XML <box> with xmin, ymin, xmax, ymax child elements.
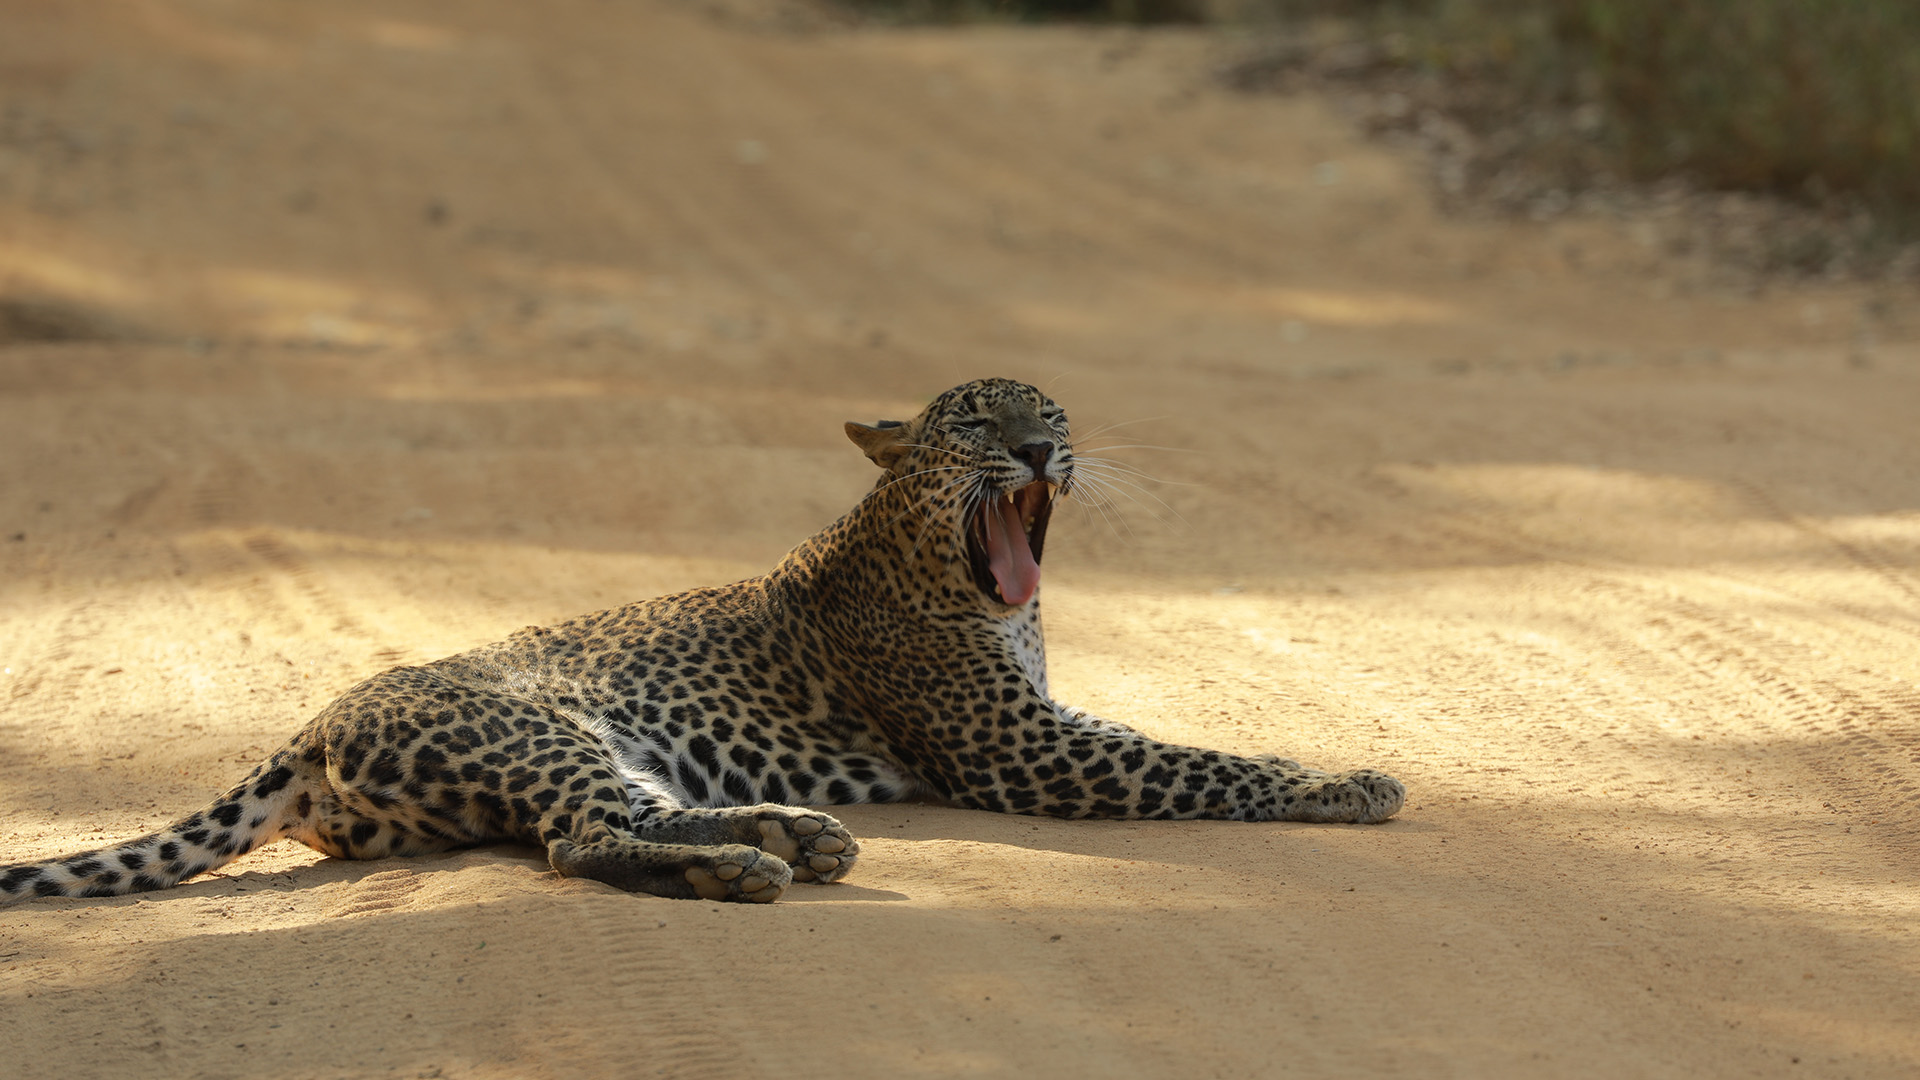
<box><xmin>2</xmin><ymin>2</ymin><xmax>1918</xmax><ymax>1076</ymax></box>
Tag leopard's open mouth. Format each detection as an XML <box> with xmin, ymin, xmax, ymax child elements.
<box><xmin>967</xmin><ymin>480</ymin><xmax>1054</xmax><ymax>606</ymax></box>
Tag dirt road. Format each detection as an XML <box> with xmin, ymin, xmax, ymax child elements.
<box><xmin>2</xmin><ymin>2</ymin><xmax>1917</xmax><ymax>1076</ymax></box>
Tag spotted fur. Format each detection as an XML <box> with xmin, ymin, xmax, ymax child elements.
<box><xmin>1</xmin><ymin>378</ymin><xmax>1403</xmax><ymax>905</ymax></box>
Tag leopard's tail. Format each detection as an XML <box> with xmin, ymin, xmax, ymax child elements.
<box><xmin>0</xmin><ymin>746</ymin><xmax>314</xmax><ymax>903</ymax></box>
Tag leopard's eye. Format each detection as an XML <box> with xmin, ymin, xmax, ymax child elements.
<box><xmin>951</xmin><ymin>418</ymin><xmax>990</xmax><ymax>431</ymax></box>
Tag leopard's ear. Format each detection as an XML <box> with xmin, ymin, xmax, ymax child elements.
<box><xmin>845</xmin><ymin>420</ymin><xmax>908</xmax><ymax>469</ymax></box>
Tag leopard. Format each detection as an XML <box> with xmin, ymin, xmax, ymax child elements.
<box><xmin>0</xmin><ymin>377</ymin><xmax>1404</xmax><ymax>905</ymax></box>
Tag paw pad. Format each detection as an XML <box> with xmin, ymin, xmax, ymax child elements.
<box><xmin>754</xmin><ymin>808</ymin><xmax>858</xmax><ymax>884</ymax></box>
<box><xmin>684</xmin><ymin>852</ymin><xmax>787</xmax><ymax>903</ymax></box>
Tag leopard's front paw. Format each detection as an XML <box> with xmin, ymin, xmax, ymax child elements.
<box><xmin>1291</xmin><ymin>768</ymin><xmax>1405</xmax><ymax>824</ymax></box>
<box><xmin>549</xmin><ymin>838</ymin><xmax>792</xmax><ymax>903</ymax></box>
<box><xmin>752</xmin><ymin>807</ymin><xmax>859</xmax><ymax>884</ymax></box>
<box><xmin>682</xmin><ymin>846</ymin><xmax>794</xmax><ymax>903</ymax></box>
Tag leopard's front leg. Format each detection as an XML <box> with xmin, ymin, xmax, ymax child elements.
<box><xmin>1246</xmin><ymin>751</ymin><xmax>1404</xmax><ymax>824</ymax></box>
<box><xmin>904</xmin><ymin>696</ymin><xmax>1403</xmax><ymax>823</ymax></box>
<box><xmin>634</xmin><ymin>804</ymin><xmax>859</xmax><ymax>884</ymax></box>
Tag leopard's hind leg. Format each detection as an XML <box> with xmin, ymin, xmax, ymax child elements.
<box><xmin>317</xmin><ymin>667</ymin><xmax>797</xmax><ymax>902</ymax></box>
<box><xmin>583</xmin><ymin>720</ymin><xmax>860</xmax><ymax>885</ymax></box>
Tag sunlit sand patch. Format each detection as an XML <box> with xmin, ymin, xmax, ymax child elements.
<box><xmin>0</xmin><ymin>242</ymin><xmax>147</xmax><ymax>307</ymax></box>
<box><xmin>0</xmin><ymin>526</ymin><xmax>761</xmax><ymax>662</ymax></box>
<box><xmin>1223</xmin><ymin>285</ymin><xmax>1462</xmax><ymax>327</ymax></box>
<box><xmin>1378</xmin><ymin>462</ymin><xmax>1744</xmax><ymax>517</ymax></box>
<box><xmin>1818</xmin><ymin>511</ymin><xmax>1920</xmax><ymax>549</ymax></box>
<box><xmin>1006</xmin><ymin>283</ymin><xmax>1460</xmax><ymax>339</ymax></box>
<box><xmin>1707</xmin><ymin>1003</ymin><xmax>1920</xmax><ymax>1064</ymax></box>
<box><xmin>362</xmin><ymin>20</ymin><xmax>462</xmax><ymax>53</ymax></box>
<box><xmin>212</xmin><ymin>268</ymin><xmax>429</xmax><ymax>347</ymax></box>
<box><xmin>130</xmin><ymin>2</ymin><xmax>282</xmax><ymax>65</ymax></box>
<box><xmin>372</xmin><ymin>377</ymin><xmax>625</xmax><ymax>403</ymax></box>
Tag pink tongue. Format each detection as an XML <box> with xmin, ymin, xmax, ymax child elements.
<box><xmin>985</xmin><ymin>494</ymin><xmax>1041</xmax><ymax>605</ymax></box>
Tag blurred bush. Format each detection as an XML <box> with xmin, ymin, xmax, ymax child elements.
<box><xmin>1547</xmin><ymin>0</ymin><xmax>1920</xmax><ymax>218</ymax></box>
<box><xmin>843</xmin><ymin>0</ymin><xmax>1208</xmax><ymax>23</ymax></box>
<box><xmin>847</xmin><ymin>0</ymin><xmax>1920</xmax><ymax>228</ymax></box>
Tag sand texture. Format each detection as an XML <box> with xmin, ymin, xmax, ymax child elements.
<box><xmin>2</xmin><ymin>2</ymin><xmax>1918</xmax><ymax>1077</ymax></box>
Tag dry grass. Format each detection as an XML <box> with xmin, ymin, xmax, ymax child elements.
<box><xmin>1541</xmin><ymin>1</ymin><xmax>1920</xmax><ymax>217</ymax></box>
<box><xmin>847</xmin><ymin>0</ymin><xmax>1920</xmax><ymax>245</ymax></box>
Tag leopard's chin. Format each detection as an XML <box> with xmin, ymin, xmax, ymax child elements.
<box><xmin>967</xmin><ymin>481</ymin><xmax>1054</xmax><ymax>606</ymax></box>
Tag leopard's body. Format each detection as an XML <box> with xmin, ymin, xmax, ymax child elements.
<box><xmin>1</xmin><ymin>378</ymin><xmax>1403</xmax><ymax>905</ymax></box>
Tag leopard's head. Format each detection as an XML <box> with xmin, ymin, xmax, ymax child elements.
<box><xmin>846</xmin><ymin>378</ymin><xmax>1072</xmax><ymax>608</ymax></box>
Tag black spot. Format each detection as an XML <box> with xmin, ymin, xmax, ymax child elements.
<box><xmin>368</xmin><ymin>750</ymin><xmax>407</xmax><ymax>788</ymax></box>
<box><xmin>687</xmin><ymin>735</ymin><xmax>720</xmax><ymax>775</ymax></box>
<box><xmin>348</xmin><ymin>821</ymin><xmax>380</xmax><ymax>850</ymax></box>
<box><xmin>1</xmin><ymin>865</ymin><xmax>45</xmax><ymax>893</ymax></box>
<box><xmin>721</xmin><ymin>772</ymin><xmax>754</xmax><ymax>804</ymax></box>
<box><xmin>118</xmin><ymin>851</ymin><xmax>148</xmax><ymax>871</ymax></box>
<box><xmin>473</xmin><ymin>791</ymin><xmax>509</xmax><ymax>826</ymax></box>
<box><xmin>336</xmin><ymin>739</ymin><xmax>368</xmax><ymax>782</ymax></box>
<box><xmin>209</xmin><ymin>802</ymin><xmax>243</xmax><ymax>828</ymax></box>
<box><xmin>158</xmin><ymin>841</ymin><xmax>182</xmax><ymax>861</ymax></box>
<box><xmin>674</xmin><ymin>761</ymin><xmax>710</xmax><ymax>803</ymax></box>
<box><xmin>251</xmin><ymin>765</ymin><xmax>294</xmax><ymax>798</ymax></box>
<box><xmin>62</xmin><ymin>857</ymin><xmax>103</xmax><ymax>878</ymax></box>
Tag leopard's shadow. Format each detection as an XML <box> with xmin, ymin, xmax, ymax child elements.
<box><xmin>829</xmin><ymin>802</ymin><xmax>1427</xmax><ymax>872</ymax></box>
<box><xmin>54</xmin><ymin>841</ymin><xmax>911</xmax><ymax>907</ymax></box>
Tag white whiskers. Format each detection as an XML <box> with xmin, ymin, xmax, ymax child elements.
<box><xmin>1058</xmin><ymin>438</ymin><xmax>1189</xmax><ymax>538</ymax></box>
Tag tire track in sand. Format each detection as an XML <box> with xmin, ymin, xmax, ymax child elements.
<box><xmin>1725</xmin><ymin>478</ymin><xmax>1920</xmax><ymax>622</ymax></box>
<box><xmin>1398</xmin><ymin>487</ymin><xmax>1920</xmax><ymax>842</ymax></box>
<box><xmin>510</xmin><ymin>889</ymin><xmax>746</xmax><ymax>1079</ymax></box>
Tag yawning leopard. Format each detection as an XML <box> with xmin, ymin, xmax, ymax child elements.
<box><xmin>1</xmin><ymin>377</ymin><xmax>1404</xmax><ymax>904</ymax></box>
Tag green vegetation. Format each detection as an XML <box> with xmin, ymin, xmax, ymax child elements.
<box><xmin>1462</xmin><ymin>1</ymin><xmax>1920</xmax><ymax>220</ymax></box>
<box><xmin>842</xmin><ymin>0</ymin><xmax>1206</xmax><ymax>23</ymax></box>
<box><xmin>846</xmin><ymin>0</ymin><xmax>1920</xmax><ymax>234</ymax></box>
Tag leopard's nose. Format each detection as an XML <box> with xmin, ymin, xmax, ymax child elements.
<box><xmin>1015</xmin><ymin>440</ymin><xmax>1054</xmax><ymax>479</ymax></box>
